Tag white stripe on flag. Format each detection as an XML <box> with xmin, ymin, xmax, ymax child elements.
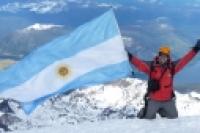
<box><xmin>0</xmin><ymin>35</ymin><xmax>127</xmax><ymax>102</ymax></box>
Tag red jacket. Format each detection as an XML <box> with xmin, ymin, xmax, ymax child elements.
<box><xmin>131</xmin><ymin>49</ymin><xmax>198</xmax><ymax>101</ymax></box>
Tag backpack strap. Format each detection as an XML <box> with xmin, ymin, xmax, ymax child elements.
<box><xmin>149</xmin><ymin>61</ymin><xmax>168</xmax><ymax>82</ymax></box>
<box><xmin>169</xmin><ymin>62</ymin><xmax>176</xmax><ymax>98</ymax></box>
<box><xmin>149</xmin><ymin>61</ymin><xmax>154</xmax><ymax>80</ymax></box>
<box><xmin>159</xmin><ymin>67</ymin><xmax>168</xmax><ymax>81</ymax></box>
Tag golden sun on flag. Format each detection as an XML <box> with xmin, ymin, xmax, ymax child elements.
<box><xmin>56</xmin><ymin>64</ymin><xmax>71</xmax><ymax>79</ymax></box>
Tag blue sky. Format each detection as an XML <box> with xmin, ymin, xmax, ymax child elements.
<box><xmin>0</xmin><ymin>0</ymin><xmax>200</xmax><ymax>56</ymax></box>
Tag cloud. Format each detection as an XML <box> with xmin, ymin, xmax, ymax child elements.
<box><xmin>0</xmin><ymin>2</ymin><xmax>21</xmax><ymax>13</ymax></box>
<box><xmin>159</xmin><ymin>23</ymin><xmax>173</xmax><ymax>30</ymax></box>
<box><xmin>122</xmin><ymin>36</ymin><xmax>134</xmax><ymax>48</ymax></box>
<box><xmin>137</xmin><ymin>0</ymin><xmax>158</xmax><ymax>3</ymax></box>
<box><xmin>192</xmin><ymin>3</ymin><xmax>200</xmax><ymax>8</ymax></box>
<box><xmin>155</xmin><ymin>16</ymin><xmax>169</xmax><ymax>22</ymax></box>
<box><xmin>149</xmin><ymin>0</ymin><xmax>159</xmax><ymax>3</ymax></box>
<box><xmin>96</xmin><ymin>3</ymin><xmax>122</xmax><ymax>9</ymax></box>
<box><xmin>137</xmin><ymin>0</ymin><xmax>163</xmax><ymax>5</ymax></box>
<box><xmin>157</xmin><ymin>22</ymin><xmax>174</xmax><ymax>31</ymax></box>
<box><xmin>0</xmin><ymin>0</ymin><xmax>131</xmax><ymax>13</ymax></box>
<box><xmin>25</xmin><ymin>0</ymin><xmax>67</xmax><ymax>14</ymax></box>
<box><xmin>0</xmin><ymin>0</ymin><xmax>67</xmax><ymax>14</ymax></box>
<box><xmin>154</xmin><ymin>17</ymin><xmax>174</xmax><ymax>31</ymax></box>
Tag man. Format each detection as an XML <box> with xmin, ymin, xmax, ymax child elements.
<box><xmin>128</xmin><ymin>40</ymin><xmax>200</xmax><ymax>119</ymax></box>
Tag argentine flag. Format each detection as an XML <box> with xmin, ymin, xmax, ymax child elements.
<box><xmin>0</xmin><ymin>10</ymin><xmax>132</xmax><ymax>114</ymax></box>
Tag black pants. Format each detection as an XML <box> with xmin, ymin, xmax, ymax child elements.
<box><xmin>137</xmin><ymin>99</ymin><xmax>178</xmax><ymax>119</ymax></box>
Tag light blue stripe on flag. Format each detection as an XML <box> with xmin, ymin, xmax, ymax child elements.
<box><xmin>0</xmin><ymin>10</ymin><xmax>132</xmax><ymax>114</ymax></box>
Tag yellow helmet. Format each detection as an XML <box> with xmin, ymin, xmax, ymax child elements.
<box><xmin>159</xmin><ymin>46</ymin><xmax>170</xmax><ymax>55</ymax></box>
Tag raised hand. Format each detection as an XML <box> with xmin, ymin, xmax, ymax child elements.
<box><xmin>193</xmin><ymin>39</ymin><xmax>200</xmax><ymax>52</ymax></box>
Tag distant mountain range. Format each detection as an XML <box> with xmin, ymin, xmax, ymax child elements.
<box><xmin>0</xmin><ymin>23</ymin><xmax>68</xmax><ymax>60</ymax></box>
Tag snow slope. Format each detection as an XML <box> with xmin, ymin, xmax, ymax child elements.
<box><xmin>1</xmin><ymin>78</ymin><xmax>200</xmax><ymax>132</ymax></box>
<box><xmin>9</xmin><ymin>117</ymin><xmax>200</xmax><ymax>133</ymax></box>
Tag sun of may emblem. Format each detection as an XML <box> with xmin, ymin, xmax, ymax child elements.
<box><xmin>57</xmin><ymin>65</ymin><xmax>71</xmax><ymax>79</ymax></box>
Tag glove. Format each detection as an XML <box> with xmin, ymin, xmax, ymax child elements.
<box><xmin>127</xmin><ymin>52</ymin><xmax>132</xmax><ymax>61</ymax></box>
<box><xmin>193</xmin><ymin>39</ymin><xmax>200</xmax><ymax>52</ymax></box>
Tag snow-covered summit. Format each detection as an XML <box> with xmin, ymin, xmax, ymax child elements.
<box><xmin>23</xmin><ymin>23</ymin><xmax>63</xmax><ymax>31</ymax></box>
